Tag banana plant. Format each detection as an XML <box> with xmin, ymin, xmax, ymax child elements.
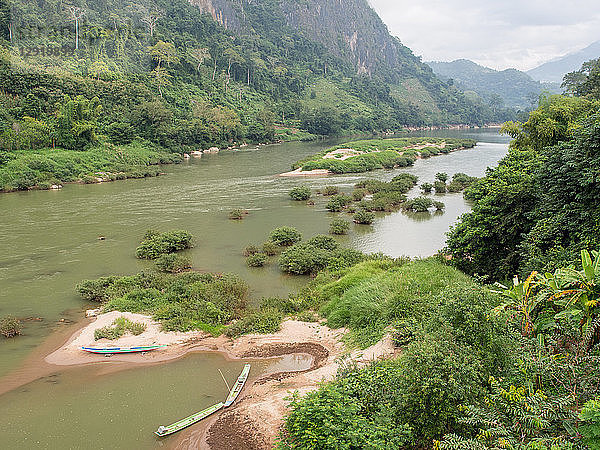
<box><xmin>538</xmin><ymin>250</ymin><xmax>600</xmax><ymax>341</ymax></box>
<box><xmin>493</xmin><ymin>271</ymin><xmax>541</xmax><ymax>336</ymax></box>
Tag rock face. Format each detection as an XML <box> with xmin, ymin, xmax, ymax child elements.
<box><xmin>188</xmin><ymin>0</ymin><xmax>431</xmax><ymax>82</ymax></box>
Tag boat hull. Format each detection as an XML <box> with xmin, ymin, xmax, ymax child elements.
<box><xmin>155</xmin><ymin>402</ymin><xmax>224</xmax><ymax>437</ymax></box>
<box><xmin>224</xmin><ymin>364</ymin><xmax>251</xmax><ymax>407</ymax></box>
<box><xmin>81</xmin><ymin>345</ymin><xmax>166</xmax><ymax>354</ymax></box>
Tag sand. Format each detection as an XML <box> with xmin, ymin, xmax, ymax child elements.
<box><xmin>45</xmin><ymin>311</ymin><xmax>206</xmax><ymax>366</ymax></box>
<box><xmin>18</xmin><ymin>313</ymin><xmax>395</xmax><ymax>450</ymax></box>
<box><xmin>278</xmin><ymin>168</ymin><xmax>331</xmax><ymax>177</ymax></box>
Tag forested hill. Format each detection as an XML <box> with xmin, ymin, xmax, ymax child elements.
<box><xmin>427</xmin><ymin>59</ymin><xmax>560</xmax><ymax>110</ymax></box>
<box><xmin>0</xmin><ymin>0</ymin><xmax>514</xmax><ymax>191</ymax></box>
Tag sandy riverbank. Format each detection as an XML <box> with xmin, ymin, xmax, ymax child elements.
<box><xmin>3</xmin><ymin>312</ymin><xmax>395</xmax><ymax>449</ymax></box>
<box><xmin>278</xmin><ymin>168</ymin><xmax>332</xmax><ymax>177</ymax></box>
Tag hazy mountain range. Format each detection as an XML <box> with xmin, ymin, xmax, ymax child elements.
<box><xmin>527</xmin><ymin>40</ymin><xmax>600</xmax><ymax>83</ymax></box>
<box><xmin>426</xmin><ymin>59</ymin><xmax>560</xmax><ymax>110</ymax></box>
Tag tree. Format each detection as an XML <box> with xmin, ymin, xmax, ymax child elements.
<box><xmin>562</xmin><ymin>58</ymin><xmax>600</xmax><ymax>99</ymax></box>
<box><xmin>138</xmin><ymin>6</ymin><xmax>163</xmax><ymax>37</ymax></box>
<box><xmin>190</xmin><ymin>48</ymin><xmax>210</xmax><ymax>72</ymax></box>
<box><xmin>148</xmin><ymin>41</ymin><xmax>179</xmax><ymax>68</ymax></box>
<box><xmin>150</xmin><ymin>66</ymin><xmax>171</xmax><ymax>97</ymax></box>
<box><xmin>56</xmin><ymin>95</ymin><xmax>102</xmax><ymax>150</ymax></box>
<box><xmin>66</xmin><ymin>5</ymin><xmax>85</xmax><ymax>50</ymax></box>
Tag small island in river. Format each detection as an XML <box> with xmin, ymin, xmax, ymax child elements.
<box><xmin>282</xmin><ymin>137</ymin><xmax>477</xmax><ymax>176</ymax></box>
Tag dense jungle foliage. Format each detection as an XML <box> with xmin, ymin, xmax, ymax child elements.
<box><xmin>0</xmin><ymin>0</ymin><xmax>508</xmax><ymax>191</ymax></box>
<box><xmin>277</xmin><ymin>60</ymin><xmax>600</xmax><ymax>449</ymax></box>
<box><xmin>447</xmin><ymin>59</ymin><xmax>600</xmax><ymax>280</ymax></box>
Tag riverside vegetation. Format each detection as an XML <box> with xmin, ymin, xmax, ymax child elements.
<box><xmin>0</xmin><ymin>0</ymin><xmax>510</xmax><ymax>193</ymax></box>
<box><xmin>292</xmin><ymin>137</ymin><xmax>476</xmax><ymax>174</ymax></box>
<box><xmin>276</xmin><ymin>59</ymin><xmax>600</xmax><ymax>449</ymax></box>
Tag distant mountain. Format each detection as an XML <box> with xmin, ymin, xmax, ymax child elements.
<box><xmin>527</xmin><ymin>41</ymin><xmax>600</xmax><ymax>83</ymax></box>
<box><xmin>427</xmin><ymin>59</ymin><xmax>559</xmax><ymax>110</ymax></box>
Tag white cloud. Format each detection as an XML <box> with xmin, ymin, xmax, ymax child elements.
<box><xmin>368</xmin><ymin>0</ymin><xmax>600</xmax><ymax>70</ymax></box>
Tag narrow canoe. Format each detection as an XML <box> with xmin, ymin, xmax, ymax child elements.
<box><xmin>81</xmin><ymin>345</ymin><xmax>166</xmax><ymax>354</ymax></box>
<box><xmin>224</xmin><ymin>364</ymin><xmax>251</xmax><ymax>407</ymax></box>
<box><xmin>155</xmin><ymin>402</ymin><xmax>224</xmax><ymax>437</ymax></box>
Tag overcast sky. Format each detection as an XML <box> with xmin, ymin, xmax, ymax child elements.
<box><xmin>368</xmin><ymin>0</ymin><xmax>600</xmax><ymax>71</ymax></box>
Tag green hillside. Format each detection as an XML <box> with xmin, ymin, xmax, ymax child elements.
<box><xmin>0</xmin><ymin>0</ymin><xmax>513</xmax><ymax>191</ymax></box>
<box><xmin>427</xmin><ymin>59</ymin><xmax>560</xmax><ymax>110</ymax></box>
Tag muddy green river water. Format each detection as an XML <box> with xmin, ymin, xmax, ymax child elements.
<box><xmin>0</xmin><ymin>129</ymin><xmax>509</xmax><ymax>449</ymax></box>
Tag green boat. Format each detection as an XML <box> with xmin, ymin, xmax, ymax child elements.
<box><xmin>155</xmin><ymin>402</ymin><xmax>224</xmax><ymax>437</ymax></box>
<box><xmin>224</xmin><ymin>364</ymin><xmax>251</xmax><ymax>407</ymax></box>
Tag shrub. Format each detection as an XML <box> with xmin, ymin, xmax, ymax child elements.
<box><xmin>279</xmin><ymin>243</ymin><xmax>330</xmax><ymax>274</ymax></box>
<box><xmin>353</xmin><ymin>210</ymin><xmax>375</xmax><ymax>224</ymax></box>
<box><xmin>352</xmin><ymin>188</ymin><xmax>368</xmax><ymax>201</ymax></box>
<box><xmin>1</xmin><ymin>315</ymin><xmax>22</xmax><ymax>338</ymax></box>
<box><xmin>433</xmin><ymin>200</ymin><xmax>445</xmax><ymax>210</ymax></box>
<box><xmin>435</xmin><ymin>172</ymin><xmax>448</xmax><ymax>183</ymax></box>
<box><xmin>94</xmin><ymin>317</ymin><xmax>147</xmax><ymax>340</ymax></box>
<box><xmin>269</xmin><ymin>227</ymin><xmax>302</xmax><ymax>246</ymax></box>
<box><xmin>434</xmin><ymin>180</ymin><xmax>447</xmax><ymax>193</ymax></box>
<box><xmin>289</xmin><ymin>186</ymin><xmax>312</xmax><ymax>201</ymax></box>
<box><xmin>76</xmin><ymin>276</ymin><xmax>118</xmax><ymax>302</ymax></box>
<box><xmin>390</xmin><ymin>173</ymin><xmax>419</xmax><ymax>193</ymax></box>
<box><xmin>155</xmin><ymin>254</ymin><xmax>191</xmax><ymax>273</ymax></box>
<box><xmin>80</xmin><ymin>271</ymin><xmax>249</xmax><ymax>334</ymax></box>
<box><xmin>229</xmin><ymin>209</ymin><xmax>245</xmax><ymax>220</ymax></box>
<box><xmin>326</xmin><ymin>194</ymin><xmax>352</xmax><ymax>212</ymax></box>
<box><xmin>321</xmin><ymin>185</ymin><xmax>339</xmax><ymax>196</ymax></box>
<box><xmin>262</xmin><ymin>241</ymin><xmax>279</xmax><ymax>256</ymax></box>
<box><xmin>446</xmin><ymin>180</ymin><xmax>463</xmax><ymax>193</ymax></box>
<box><xmin>246</xmin><ymin>253</ymin><xmax>268</xmax><ymax>267</ymax></box>
<box><xmin>135</xmin><ymin>230</ymin><xmax>194</xmax><ymax>259</ymax></box>
<box><xmin>580</xmin><ymin>398</ymin><xmax>600</xmax><ymax>449</ymax></box>
<box><xmin>330</xmin><ymin>218</ymin><xmax>350</xmax><ymax>235</ymax></box>
<box><xmin>402</xmin><ymin>196</ymin><xmax>434</xmax><ymax>212</ymax></box>
<box><xmin>224</xmin><ymin>307</ymin><xmax>284</xmax><ymax>338</ymax></box>
<box><xmin>420</xmin><ymin>182</ymin><xmax>433</xmax><ymax>193</ymax></box>
<box><xmin>94</xmin><ymin>325</ymin><xmax>123</xmax><ymax>340</ymax></box>
<box><xmin>243</xmin><ymin>245</ymin><xmax>261</xmax><ymax>257</ymax></box>
<box><xmin>306</xmin><ymin>235</ymin><xmax>339</xmax><ymax>251</ymax></box>
<box><xmin>326</xmin><ymin>248</ymin><xmax>365</xmax><ymax>271</ymax></box>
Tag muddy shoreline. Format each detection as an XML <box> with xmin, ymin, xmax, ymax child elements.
<box><xmin>1</xmin><ymin>315</ymin><xmax>394</xmax><ymax>449</ymax></box>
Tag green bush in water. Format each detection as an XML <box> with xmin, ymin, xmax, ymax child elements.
<box><xmin>402</xmin><ymin>196</ymin><xmax>434</xmax><ymax>212</ymax></box>
<box><xmin>289</xmin><ymin>186</ymin><xmax>312</xmax><ymax>201</ymax></box>
<box><xmin>421</xmin><ymin>182</ymin><xmax>433</xmax><ymax>193</ymax></box>
<box><xmin>321</xmin><ymin>185</ymin><xmax>339</xmax><ymax>196</ymax></box>
<box><xmin>155</xmin><ymin>254</ymin><xmax>192</xmax><ymax>273</ymax></box>
<box><xmin>434</xmin><ymin>180</ymin><xmax>447</xmax><ymax>193</ymax></box>
<box><xmin>279</xmin><ymin>243</ymin><xmax>331</xmax><ymax>275</ymax></box>
<box><xmin>326</xmin><ymin>194</ymin><xmax>352</xmax><ymax>212</ymax></box>
<box><xmin>76</xmin><ymin>276</ymin><xmax>119</xmax><ymax>302</ymax></box>
<box><xmin>330</xmin><ymin>218</ymin><xmax>350</xmax><ymax>235</ymax></box>
<box><xmin>269</xmin><ymin>227</ymin><xmax>302</xmax><ymax>246</ymax></box>
<box><xmin>243</xmin><ymin>245</ymin><xmax>261</xmax><ymax>257</ymax></box>
<box><xmin>262</xmin><ymin>241</ymin><xmax>279</xmax><ymax>256</ymax></box>
<box><xmin>306</xmin><ymin>235</ymin><xmax>339</xmax><ymax>251</ymax></box>
<box><xmin>353</xmin><ymin>210</ymin><xmax>375</xmax><ymax>224</ymax></box>
<box><xmin>1</xmin><ymin>315</ymin><xmax>22</xmax><ymax>338</ymax></box>
<box><xmin>135</xmin><ymin>230</ymin><xmax>193</xmax><ymax>259</ymax></box>
<box><xmin>246</xmin><ymin>253</ymin><xmax>268</xmax><ymax>267</ymax></box>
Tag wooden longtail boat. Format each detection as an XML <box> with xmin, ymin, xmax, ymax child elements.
<box><xmin>224</xmin><ymin>364</ymin><xmax>251</xmax><ymax>407</ymax></box>
<box><xmin>81</xmin><ymin>345</ymin><xmax>166</xmax><ymax>354</ymax></box>
<box><xmin>155</xmin><ymin>402</ymin><xmax>224</xmax><ymax>437</ymax></box>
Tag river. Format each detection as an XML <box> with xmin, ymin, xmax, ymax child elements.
<box><xmin>0</xmin><ymin>128</ymin><xmax>509</xmax><ymax>448</ymax></box>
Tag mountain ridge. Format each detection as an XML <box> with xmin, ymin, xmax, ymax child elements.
<box><xmin>427</xmin><ymin>59</ymin><xmax>560</xmax><ymax>109</ymax></box>
<box><xmin>527</xmin><ymin>40</ymin><xmax>600</xmax><ymax>83</ymax></box>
